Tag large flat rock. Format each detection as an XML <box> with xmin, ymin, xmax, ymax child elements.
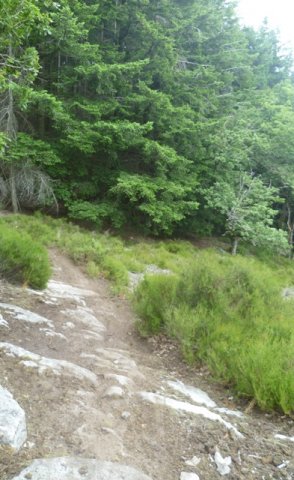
<box><xmin>12</xmin><ymin>457</ymin><xmax>153</xmax><ymax>480</ymax></box>
<box><xmin>0</xmin><ymin>386</ymin><xmax>27</xmax><ymax>450</ymax></box>
<box><xmin>0</xmin><ymin>342</ymin><xmax>98</xmax><ymax>385</ymax></box>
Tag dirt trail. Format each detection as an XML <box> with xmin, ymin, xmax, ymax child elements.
<box><xmin>0</xmin><ymin>250</ymin><xmax>293</xmax><ymax>480</ymax></box>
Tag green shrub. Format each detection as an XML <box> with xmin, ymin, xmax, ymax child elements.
<box><xmin>67</xmin><ymin>200</ymin><xmax>125</xmax><ymax>229</ymax></box>
<box><xmin>0</xmin><ymin>224</ymin><xmax>51</xmax><ymax>289</ymax></box>
<box><xmin>0</xmin><ymin>213</ymin><xmax>55</xmax><ymax>245</ymax></box>
<box><xmin>134</xmin><ymin>251</ymin><xmax>294</xmax><ymax>413</ymax></box>
<box><xmin>134</xmin><ymin>274</ymin><xmax>178</xmax><ymax>335</ymax></box>
<box><xmin>101</xmin><ymin>256</ymin><xmax>129</xmax><ymax>289</ymax></box>
<box><xmin>86</xmin><ymin>260</ymin><xmax>100</xmax><ymax>278</ymax></box>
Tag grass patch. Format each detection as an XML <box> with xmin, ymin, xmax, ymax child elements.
<box><xmin>0</xmin><ymin>223</ymin><xmax>51</xmax><ymax>289</ymax></box>
<box><xmin>134</xmin><ymin>251</ymin><xmax>294</xmax><ymax>414</ymax></box>
<box><xmin>0</xmin><ymin>213</ymin><xmax>196</xmax><ymax>292</ymax></box>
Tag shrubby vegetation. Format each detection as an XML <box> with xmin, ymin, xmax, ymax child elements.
<box><xmin>1</xmin><ymin>213</ymin><xmax>194</xmax><ymax>290</ymax></box>
<box><xmin>0</xmin><ymin>222</ymin><xmax>51</xmax><ymax>289</ymax></box>
<box><xmin>134</xmin><ymin>252</ymin><xmax>294</xmax><ymax>413</ymax></box>
<box><xmin>2</xmin><ymin>212</ymin><xmax>294</xmax><ymax>413</ymax></box>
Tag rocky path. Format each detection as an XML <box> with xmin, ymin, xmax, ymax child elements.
<box><xmin>0</xmin><ymin>250</ymin><xmax>293</xmax><ymax>480</ymax></box>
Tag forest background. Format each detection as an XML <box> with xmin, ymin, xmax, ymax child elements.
<box><xmin>1</xmin><ymin>0</ymin><xmax>294</xmax><ymax>253</ymax></box>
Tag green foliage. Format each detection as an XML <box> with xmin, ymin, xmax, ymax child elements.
<box><xmin>2</xmin><ymin>212</ymin><xmax>56</xmax><ymax>245</ymax></box>
<box><xmin>1</xmin><ymin>0</ymin><xmax>294</xmax><ymax>239</ymax></box>
<box><xmin>112</xmin><ymin>171</ymin><xmax>198</xmax><ymax>235</ymax></box>
<box><xmin>0</xmin><ymin>213</ymin><xmax>198</xmax><ymax>291</ymax></box>
<box><xmin>101</xmin><ymin>256</ymin><xmax>129</xmax><ymax>290</ymax></box>
<box><xmin>206</xmin><ymin>173</ymin><xmax>289</xmax><ymax>254</ymax></box>
<box><xmin>134</xmin><ymin>274</ymin><xmax>178</xmax><ymax>335</ymax></box>
<box><xmin>0</xmin><ymin>222</ymin><xmax>51</xmax><ymax>289</ymax></box>
<box><xmin>0</xmin><ymin>1</ymin><xmax>57</xmax><ymax>212</ymax></box>
<box><xmin>134</xmin><ymin>251</ymin><xmax>294</xmax><ymax>413</ymax></box>
<box><xmin>6</xmin><ymin>133</ymin><xmax>60</xmax><ymax>167</ymax></box>
<box><xmin>67</xmin><ymin>200</ymin><xmax>125</xmax><ymax>229</ymax></box>
<box><xmin>86</xmin><ymin>260</ymin><xmax>100</xmax><ymax>279</ymax></box>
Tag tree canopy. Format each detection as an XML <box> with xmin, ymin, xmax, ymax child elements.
<box><xmin>1</xmin><ymin>0</ymin><xmax>294</xmax><ymax>251</ymax></box>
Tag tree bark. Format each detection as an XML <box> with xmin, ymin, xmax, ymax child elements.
<box><xmin>9</xmin><ymin>165</ymin><xmax>19</xmax><ymax>213</ymax></box>
<box><xmin>287</xmin><ymin>203</ymin><xmax>294</xmax><ymax>258</ymax></box>
<box><xmin>231</xmin><ymin>237</ymin><xmax>239</xmax><ymax>255</ymax></box>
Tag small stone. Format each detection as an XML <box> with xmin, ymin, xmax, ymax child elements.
<box><xmin>262</xmin><ymin>456</ymin><xmax>273</xmax><ymax>465</ymax></box>
<box><xmin>214</xmin><ymin>449</ymin><xmax>231</xmax><ymax>476</ymax></box>
<box><xmin>204</xmin><ymin>441</ymin><xmax>214</xmax><ymax>453</ymax></box>
<box><xmin>104</xmin><ymin>386</ymin><xmax>124</xmax><ymax>399</ymax></box>
<box><xmin>24</xmin><ymin>475</ymin><xmax>32</xmax><ymax>480</ymax></box>
<box><xmin>272</xmin><ymin>456</ymin><xmax>284</xmax><ymax>467</ymax></box>
<box><xmin>180</xmin><ymin>473</ymin><xmax>200</xmax><ymax>480</ymax></box>
<box><xmin>185</xmin><ymin>457</ymin><xmax>201</xmax><ymax>467</ymax></box>
<box><xmin>121</xmin><ymin>411</ymin><xmax>131</xmax><ymax>420</ymax></box>
<box><xmin>78</xmin><ymin>466</ymin><xmax>88</xmax><ymax>475</ymax></box>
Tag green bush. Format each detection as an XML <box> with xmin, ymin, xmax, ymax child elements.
<box><xmin>0</xmin><ymin>213</ymin><xmax>55</xmax><ymax>245</ymax></box>
<box><xmin>134</xmin><ymin>274</ymin><xmax>178</xmax><ymax>335</ymax></box>
<box><xmin>86</xmin><ymin>260</ymin><xmax>100</xmax><ymax>278</ymax></box>
<box><xmin>101</xmin><ymin>256</ymin><xmax>129</xmax><ymax>289</ymax></box>
<box><xmin>0</xmin><ymin>224</ymin><xmax>51</xmax><ymax>289</ymax></box>
<box><xmin>67</xmin><ymin>200</ymin><xmax>125</xmax><ymax>229</ymax></box>
<box><xmin>134</xmin><ymin>251</ymin><xmax>294</xmax><ymax>413</ymax></box>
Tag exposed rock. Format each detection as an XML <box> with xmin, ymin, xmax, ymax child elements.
<box><xmin>272</xmin><ymin>456</ymin><xmax>286</xmax><ymax>467</ymax></box>
<box><xmin>63</xmin><ymin>321</ymin><xmax>75</xmax><ymax>329</ymax></box>
<box><xmin>104</xmin><ymin>373</ymin><xmax>134</xmax><ymax>387</ymax></box>
<box><xmin>121</xmin><ymin>411</ymin><xmax>131</xmax><ymax>420</ymax></box>
<box><xmin>11</xmin><ymin>457</ymin><xmax>153</xmax><ymax>479</ymax></box>
<box><xmin>275</xmin><ymin>434</ymin><xmax>294</xmax><ymax>443</ymax></box>
<box><xmin>214</xmin><ymin>407</ymin><xmax>243</xmax><ymax>418</ymax></box>
<box><xmin>46</xmin><ymin>281</ymin><xmax>96</xmax><ymax>302</ymax></box>
<box><xmin>180</xmin><ymin>473</ymin><xmax>200</xmax><ymax>480</ymax></box>
<box><xmin>0</xmin><ymin>303</ymin><xmax>54</xmax><ymax>328</ymax></box>
<box><xmin>0</xmin><ymin>342</ymin><xmax>97</xmax><ymax>385</ymax></box>
<box><xmin>139</xmin><ymin>392</ymin><xmax>244</xmax><ymax>438</ymax></box>
<box><xmin>282</xmin><ymin>287</ymin><xmax>294</xmax><ymax>299</ymax></box>
<box><xmin>0</xmin><ymin>313</ymin><xmax>9</xmax><ymax>328</ymax></box>
<box><xmin>0</xmin><ymin>386</ymin><xmax>27</xmax><ymax>450</ymax></box>
<box><xmin>104</xmin><ymin>386</ymin><xmax>124</xmax><ymax>399</ymax></box>
<box><xmin>96</xmin><ymin>347</ymin><xmax>137</xmax><ymax>369</ymax></box>
<box><xmin>61</xmin><ymin>307</ymin><xmax>105</xmax><ymax>334</ymax></box>
<box><xmin>167</xmin><ymin>380</ymin><xmax>216</xmax><ymax>408</ymax></box>
<box><xmin>129</xmin><ymin>264</ymin><xmax>171</xmax><ymax>291</ymax></box>
<box><xmin>185</xmin><ymin>457</ymin><xmax>201</xmax><ymax>467</ymax></box>
<box><xmin>214</xmin><ymin>449</ymin><xmax>232</xmax><ymax>476</ymax></box>
<box><xmin>39</xmin><ymin>328</ymin><xmax>67</xmax><ymax>340</ymax></box>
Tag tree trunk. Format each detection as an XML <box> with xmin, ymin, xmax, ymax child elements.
<box><xmin>231</xmin><ymin>237</ymin><xmax>239</xmax><ymax>255</ymax></box>
<box><xmin>9</xmin><ymin>165</ymin><xmax>19</xmax><ymax>213</ymax></box>
<box><xmin>286</xmin><ymin>203</ymin><xmax>294</xmax><ymax>258</ymax></box>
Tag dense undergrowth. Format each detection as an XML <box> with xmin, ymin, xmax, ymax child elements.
<box><xmin>0</xmin><ymin>213</ymin><xmax>294</xmax><ymax>413</ymax></box>
<box><xmin>134</xmin><ymin>253</ymin><xmax>294</xmax><ymax>414</ymax></box>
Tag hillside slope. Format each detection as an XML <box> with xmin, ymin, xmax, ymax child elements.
<box><xmin>0</xmin><ymin>250</ymin><xmax>293</xmax><ymax>480</ymax></box>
